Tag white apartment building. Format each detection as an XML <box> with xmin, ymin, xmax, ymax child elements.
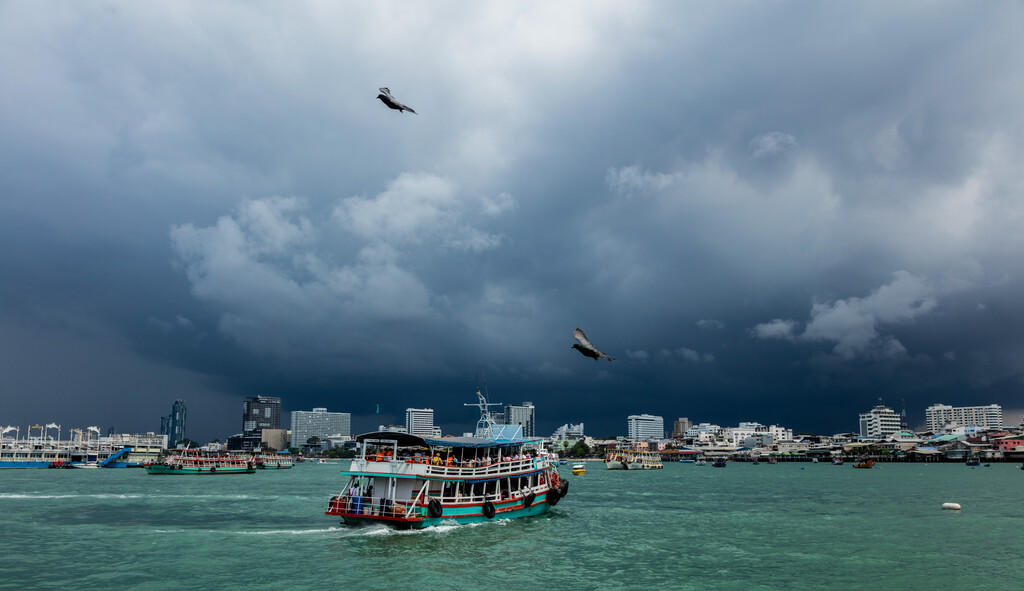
<box><xmin>505</xmin><ymin>402</ymin><xmax>536</xmax><ymax>438</ymax></box>
<box><xmin>685</xmin><ymin>423</ymin><xmax>722</xmax><ymax>438</ymax></box>
<box><xmin>627</xmin><ymin>414</ymin><xmax>664</xmax><ymax>440</ymax></box>
<box><xmin>727</xmin><ymin>422</ymin><xmax>793</xmax><ymax>444</ymax></box>
<box><xmin>405</xmin><ymin>408</ymin><xmax>436</xmax><ymax>437</ymax></box>
<box><xmin>551</xmin><ymin>422</ymin><xmax>586</xmax><ymax>440</ymax></box>
<box><xmin>859</xmin><ymin>405</ymin><xmax>901</xmax><ymax>438</ymax></box>
<box><xmin>290</xmin><ymin>408</ymin><xmax>351</xmax><ymax>448</ymax></box>
<box><xmin>924</xmin><ymin>403</ymin><xmax>1003</xmax><ymax>432</ymax></box>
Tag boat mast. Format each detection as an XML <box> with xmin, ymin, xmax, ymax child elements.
<box><xmin>464</xmin><ymin>374</ymin><xmax>502</xmax><ymax>438</ymax></box>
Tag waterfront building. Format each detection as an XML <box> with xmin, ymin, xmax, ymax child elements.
<box><xmin>504</xmin><ymin>402</ymin><xmax>536</xmax><ymax>438</ymax></box>
<box><xmin>627</xmin><ymin>414</ymin><xmax>665</xmax><ymax>440</ymax></box>
<box><xmin>290</xmin><ymin>407</ymin><xmax>351</xmax><ymax>448</ymax></box>
<box><xmin>685</xmin><ymin>423</ymin><xmax>722</xmax><ymax>438</ymax></box>
<box><xmin>260</xmin><ymin>429</ymin><xmax>290</xmax><ymax>451</ymax></box>
<box><xmin>159</xmin><ymin>399</ymin><xmax>187</xmax><ymax>447</ymax></box>
<box><xmin>859</xmin><ymin>405</ymin><xmax>901</xmax><ymax>438</ymax></box>
<box><xmin>672</xmin><ymin>418</ymin><xmax>691</xmax><ymax>438</ymax></box>
<box><xmin>243</xmin><ymin>396</ymin><xmax>282</xmax><ymax>434</ymax></box>
<box><xmin>405</xmin><ymin>408</ymin><xmax>436</xmax><ymax>437</ymax></box>
<box><xmin>924</xmin><ymin>403</ymin><xmax>1003</xmax><ymax>432</ymax></box>
<box><xmin>551</xmin><ymin>422</ymin><xmax>585</xmax><ymax>441</ymax></box>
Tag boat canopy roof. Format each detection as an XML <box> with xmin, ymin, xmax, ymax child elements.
<box><xmin>356</xmin><ymin>431</ymin><xmax>541</xmax><ymax>449</ymax></box>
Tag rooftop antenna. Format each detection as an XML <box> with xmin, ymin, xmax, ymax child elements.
<box><xmin>465</xmin><ymin>369</ymin><xmax>502</xmax><ymax>438</ymax></box>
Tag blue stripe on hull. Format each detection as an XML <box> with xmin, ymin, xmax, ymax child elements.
<box><xmin>339</xmin><ymin>494</ymin><xmax>553</xmax><ymax>529</ymax></box>
<box><xmin>0</xmin><ymin>461</ymin><xmax>53</xmax><ymax>469</ymax></box>
<box><xmin>421</xmin><ymin>500</ymin><xmax>552</xmax><ymax>527</ymax></box>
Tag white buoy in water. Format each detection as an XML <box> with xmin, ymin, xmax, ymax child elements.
<box><xmin>942</xmin><ymin>502</ymin><xmax>962</xmax><ymax>511</ymax></box>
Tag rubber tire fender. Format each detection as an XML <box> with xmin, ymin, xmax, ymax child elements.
<box><xmin>482</xmin><ymin>501</ymin><xmax>496</xmax><ymax>519</ymax></box>
<box><xmin>427</xmin><ymin>498</ymin><xmax>443</xmax><ymax>518</ymax></box>
<box><xmin>547</xmin><ymin>487</ymin><xmax>561</xmax><ymax>507</ymax></box>
<box><xmin>559</xmin><ymin>481</ymin><xmax>568</xmax><ymax>497</ymax></box>
<box><xmin>523</xmin><ymin>491</ymin><xmax>536</xmax><ymax>508</ymax></box>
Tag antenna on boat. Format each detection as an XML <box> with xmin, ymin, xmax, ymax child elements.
<box><xmin>466</xmin><ymin>369</ymin><xmax>502</xmax><ymax>438</ymax></box>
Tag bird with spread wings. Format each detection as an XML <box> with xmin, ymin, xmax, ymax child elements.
<box><xmin>376</xmin><ymin>87</ymin><xmax>417</xmax><ymax>114</ymax></box>
<box><xmin>572</xmin><ymin>328</ymin><xmax>614</xmax><ymax>361</ymax></box>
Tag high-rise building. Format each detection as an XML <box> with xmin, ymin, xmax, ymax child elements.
<box><xmin>859</xmin><ymin>405</ymin><xmax>901</xmax><ymax>438</ymax></box>
<box><xmin>627</xmin><ymin>414</ymin><xmax>664</xmax><ymax>440</ymax></box>
<box><xmin>243</xmin><ymin>396</ymin><xmax>281</xmax><ymax>435</ymax></box>
<box><xmin>159</xmin><ymin>399</ymin><xmax>187</xmax><ymax>447</ymax></box>
<box><xmin>505</xmin><ymin>402</ymin><xmax>535</xmax><ymax>438</ymax></box>
<box><xmin>672</xmin><ymin>417</ymin><xmax>692</xmax><ymax>438</ymax></box>
<box><xmin>924</xmin><ymin>403</ymin><xmax>1003</xmax><ymax>432</ymax></box>
<box><xmin>405</xmin><ymin>408</ymin><xmax>435</xmax><ymax>437</ymax></box>
<box><xmin>290</xmin><ymin>408</ymin><xmax>351</xmax><ymax>448</ymax></box>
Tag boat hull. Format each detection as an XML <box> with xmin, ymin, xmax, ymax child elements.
<box><xmin>145</xmin><ymin>465</ymin><xmax>255</xmax><ymax>475</ymax></box>
<box><xmin>331</xmin><ymin>493</ymin><xmax>553</xmax><ymax>529</ymax></box>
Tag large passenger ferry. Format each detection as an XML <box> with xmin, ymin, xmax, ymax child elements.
<box><xmin>325</xmin><ymin>389</ymin><xmax>568</xmax><ymax>528</ymax></box>
<box><xmin>145</xmin><ymin>448</ymin><xmax>256</xmax><ymax>475</ymax></box>
<box><xmin>605</xmin><ymin>447</ymin><xmax>664</xmax><ymax>470</ymax></box>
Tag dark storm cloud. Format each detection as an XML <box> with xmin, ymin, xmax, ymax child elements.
<box><xmin>3</xmin><ymin>2</ymin><xmax>1024</xmax><ymax>441</ymax></box>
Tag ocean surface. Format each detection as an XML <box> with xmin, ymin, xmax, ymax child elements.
<box><xmin>1</xmin><ymin>461</ymin><xmax>1021</xmax><ymax>591</ymax></box>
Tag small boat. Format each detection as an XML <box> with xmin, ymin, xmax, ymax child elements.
<box><xmin>571</xmin><ymin>463</ymin><xmax>586</xmax><ymax>476</ymax></box>
<box><xmin>695</xmin><ymin>459</ymin><xmax>706</xmax><ymax>466</ymax></box>
<box><xmin>768</xmin><ymin>457</ymin><xmax>778</xmax><ymax>465</ymax></box>
<box><xmin>712</xmin><ymin>459</ymin><xmax>727</xmax><ymax>468</ymax></box>
<box><xmin>71</xmin><ymin>462</ymin><xmax>101</xmax><ymax>469</ymax></box>
<box><xmin>751</xmin><ymin>459</ymin><xmax>759</xmax><ymax>465</ymax></box>
<box><xmin>965</xmin><ymin>458</ymin><xmax>981</xmax><ymax>467</ymax></box>
<box><xmin>852</xmin><ymin>460</ymin><xmax>875</xmax><ymax>469</ymax></box>
<box><xmin>831</xmin><ymin>458</ymin><xmax>844</xmax><ymax>465</ymax></box>
<box><xmin>318</xmin><ymin>458</ymin><xmax>327</xmax><ymax>464</ymax></box>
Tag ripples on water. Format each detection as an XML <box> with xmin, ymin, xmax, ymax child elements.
<box><xmin>1</xmin><ymin>463</ymin><xmax>1021</xmax><ymax>590</ymax></box>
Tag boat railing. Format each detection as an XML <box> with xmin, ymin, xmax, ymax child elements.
<box><xmin>424</xmin><ymin>456</ymin><xmax>546</xmax><ymax>478</ymax></box>
<box><xmin>356</xmin><ymin>455</ymin><xmax>549</xmax><ymax>478</ymax></box>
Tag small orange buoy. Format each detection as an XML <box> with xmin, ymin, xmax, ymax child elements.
<box><xmin>942</xmin><ymin>502</ymin><xmax>961</xmax><ymax>511</ymax></box>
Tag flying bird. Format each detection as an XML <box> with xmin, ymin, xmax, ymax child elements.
<box><xmin>376</xmin><ymin>87</ymin><xmax>416</xmax><ymax>114</ymax></box>
<box><xmin>572</xmin><ymin>328</ymin><xmax>614</xmax><ymax>361</ymax></box>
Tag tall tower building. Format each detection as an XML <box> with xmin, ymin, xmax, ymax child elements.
<box><xmin>405</xmin><ymin>408</ymin><xmax>435</xmax><ymax>437</ymax></box>
<box><xmin>243</xmin><ymin>396</ymin><xmax>282</xmax><ymax>436</ymax></box>
<box><xmin>504</xmin><ymin>402</ymin><xmax>536</xmax><ymax>438</ymax></box>
<box><xmin>859</xmin><ymin>405</ymin><xmax>901</xmax><ymax>438</ymax></box>
<box><xmin>672</xmin><ymin>417</ymin><xmax>692</xmax><ymax>438</ymax></box>
<box><xmin>290</xmin><ymin>408</ymin><xmax>351</xmax><ymax>447</ymax></box>
<box><xmin>159</xmin><ymin>399</ymin><xmax>187</xmax><ymax>447</ymax></box>
<box><xmin>628</xmin><ymin>414</ymin><xmax>665</xmax><ymax>440</ymax></box>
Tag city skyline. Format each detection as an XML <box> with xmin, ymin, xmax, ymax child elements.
<box><xmin>4</xmin><ymin>4</ymin><xmax>1024</xmax><ymax>443</ymax></box>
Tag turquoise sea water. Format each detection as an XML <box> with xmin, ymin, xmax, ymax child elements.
<box><xmin>1</xmin><ymin>461</ymin><xmax>1021</xmax><ymax>591</ymax></box>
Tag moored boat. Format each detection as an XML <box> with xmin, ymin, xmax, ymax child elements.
<box><xmin>252</xmin><ymin>451</ymin><xmax>294</xmax><ymax>469</ymax></box>
<box><xmin>571</xmin><ymin>462</ymin><xmax>587</xmax><ymax>475</ymax></box>
<box><xmin>712</xmin><ymin>458</ymin><xmax>727</xmax><ymax>468</ymax></box>
<box><xmin>831</xmin><ymin>457</ymin><xmax>844</xmax><ymax>465</ymax></box>
<box><xmin>604</xmin><ymin>448</ymin><xmax>663</xmax><ymax>470</ymax></box>
<box><xmin>145</xmin><ymin>448</ymin><xmax>255</xmax><ymax>475</ymax></box>
<box><xmin>852</xmin><ymin>459</ymin><xmax>875</xmax><ymax>469</ymax></box>
<box><xmin>965</xmin><ymin>457</ymin><xmax>981</xmax><ymax>467</ymax></box>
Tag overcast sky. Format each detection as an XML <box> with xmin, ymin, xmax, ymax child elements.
<box><xmin>3</xmin><ymin>1</ymin><xmax>1024</xmax><ymax>442</ymax></box>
